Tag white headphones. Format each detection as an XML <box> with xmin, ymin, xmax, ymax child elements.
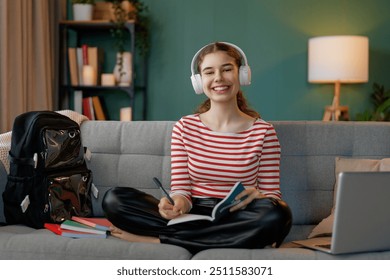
<box><xmin>190</xmin><ymin>42</ymin><xmax>252</xmax><ymax>94</ymax></box>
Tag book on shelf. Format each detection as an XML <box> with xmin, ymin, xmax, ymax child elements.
<box><xmin>88</xmin><ymin>97</ymin><xmax>95</xmax><ymax>120</ymax></box>
<box><xmin>73</xmin><ymin>90</ymin><xmax>83</xmax><ymax>114</ymax></box>
<box><xmin>82</xmin><ymin>97</ymin><xmax>95</xmax><ymax>120</ymax></box>
<box><xmin>167</xmin><ymin>181</ymin><xmax>247</xmax><ymax>226</ymax></box>
<box><xmin>82</xmin><ymin>44</ymin><xmax>89</xmax><ymax>65</ymax></box>
<box><xmin>76</xmin><ymin>47</ymin><xmax>84</xmax><ymax>85</ymax></box>
<box><xmin>87</xmin><ymin>46</ymin><xmax>104</xmax><ymax>85</ymax></box>
<box><xmin>44</xmin><ymin>223</ymin><xmax>107</xmax><ymax>239</ymax></box>
<box><xmin>68</xmin><ymin>48</ymin><xmax>79</xmax><ymax>86</ymax></box>
<box><xmin>71</xmin><ymin>216</ymin><xmax>112</xmax><ymax>231</ymax></box>
<box><xmin>91</xmin><ymin>96</ymin><xmax>107</xmax><ymax>120</ymax></box>
<box><xmin>60</xmin><ymin>219</ymin><xmax>108</xmax><ymax>235</ymax></box>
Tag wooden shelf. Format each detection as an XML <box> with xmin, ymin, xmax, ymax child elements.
<box><xmin>58</xmin><ymin>19</ymin><xmax>146</xmax><ymax>120</ymax></box>
<box><xmin>59</xmin><ymin>20</ymin><xmax>135</xmax><ymax>24</ymax></box>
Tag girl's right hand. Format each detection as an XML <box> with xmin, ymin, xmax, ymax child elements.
<box><xmin>158</xmin><ymin>195</ymin><xmax>190</xmax><ymax>220</ymax></box>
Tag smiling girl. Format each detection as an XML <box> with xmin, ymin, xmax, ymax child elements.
<box><xmin>102</xmin><ymin>42</ymin><xmax>292</xmax><ymax>254</ymax></box>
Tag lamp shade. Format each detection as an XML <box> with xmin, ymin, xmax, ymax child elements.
<box><xmin>308</xmin><ymin>36</ymin><xmax>369</xmax><ymax>83</ymax></box>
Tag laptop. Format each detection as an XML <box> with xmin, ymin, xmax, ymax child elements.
<box><xmin>293</xmin><ymin>171</ymin><xmax>390</xmax><ymax>254</ymax></box>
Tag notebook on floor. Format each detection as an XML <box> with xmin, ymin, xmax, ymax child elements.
<box><xmin>293</xmin><ymin>171</ymin><xmax>390</xmax><ymax>254</ymax></box>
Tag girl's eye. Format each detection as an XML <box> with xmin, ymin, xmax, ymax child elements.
<box><xmin>204</xmin><ymin>71</ymin><xmax>214</xmax><ymax>75</ymax></box>
<box><xmin>223</xmin><ymin>68</ymin><xmax>233</xmax><ymax>72</ymax></box>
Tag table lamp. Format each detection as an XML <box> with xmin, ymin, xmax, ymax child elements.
<box><xmin>308</xmin><ymin>35</ymin><xmax>369</xmax><ymax>121</ymax></box>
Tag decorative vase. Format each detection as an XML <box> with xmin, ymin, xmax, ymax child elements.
<box><xmin>73</xmin><ymin>4</ymin><xmax>94</xmax><ymax>21</ymax></box>
<box><xmin>113</xmin><ymin>52</ymin><xmax>132</xmax><ymax>86</ymax></box>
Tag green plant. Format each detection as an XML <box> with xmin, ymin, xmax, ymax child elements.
<box><xmin>106</xmin><ymin>0</ymin><xmax>150</xmax><ymax>56</ymax></box>
<box><xmin>71</xmin><ymin>0</ymin><xmax>95</xmax><ymax>4</ymax></box>
<box><xmin>355</xmin><ymin>83</ymin><xmax>390</xmax><ymax>121</ymax></box>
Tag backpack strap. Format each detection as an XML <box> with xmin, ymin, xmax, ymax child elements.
<box><xmin>8</xmin><ymin>153</ymin><xmax>36</xmax><ymax>167</ymax></box>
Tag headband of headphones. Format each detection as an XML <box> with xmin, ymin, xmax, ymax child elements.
<box><xmin>190</xmin><ymin>42</ymin><xmax>251</xmax><ymax>94</ymax></box>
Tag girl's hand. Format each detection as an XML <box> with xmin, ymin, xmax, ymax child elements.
<box><xmin>158</xmin><ymin>195</ymin><xmax>191</xmax><ymax>220</ymax></box>
<box><xmin>229</xmin><ymin>188</ymin><xmax>266</xmax><ymax>212</ymax></box>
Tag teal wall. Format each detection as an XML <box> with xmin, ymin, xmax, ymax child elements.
<box><xmin>139</xmin><ymin>0</ymin><xmax>390</xmax><ymax>121</ymax></box>
<box><xmin>69</xmin><ymin>0</ymin><xmax>390</xmax><ymax>120</ymax></box>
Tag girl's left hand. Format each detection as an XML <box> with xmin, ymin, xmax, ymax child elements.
<box><xmin>229</xmin><ymin>188</ymin><xmax>266</xmax><ymax>212</ymax></box>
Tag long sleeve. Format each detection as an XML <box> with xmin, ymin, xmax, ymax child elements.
<box><xmin>170</xmin><ymin>119</ymin><xmax>193</xmax><ymax>203</ymax></box>
<box><xmin>257</xmin><ymin>125</ymin><xmax>281</xmax><ymax>199</ymax></box>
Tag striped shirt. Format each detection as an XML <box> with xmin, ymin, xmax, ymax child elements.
<box><xmin>170</xmin><ymin>114</ymin><xmax>281</xmax><ymax>204</ymax></box>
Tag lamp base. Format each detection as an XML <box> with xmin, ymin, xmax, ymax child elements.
<box><xmin>323</xmin><ymin>105</ymin><xmax>349</xmax><ymax>121</ymax></box>
<box><xmin>322</xmin><ymin>81</ymin><xmax>349</xmax><ymax>121</ymax></box>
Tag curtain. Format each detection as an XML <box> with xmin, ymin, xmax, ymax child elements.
<box><xmin>0</xmin><ymin>0</ymin><xmax>63</xmax><ymax>133</ymax></box>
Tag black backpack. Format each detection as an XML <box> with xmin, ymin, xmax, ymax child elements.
<box><xmin>2</xmin><ymin>111</ymin><xmax>93</xmax><ymax>229</ymax></box>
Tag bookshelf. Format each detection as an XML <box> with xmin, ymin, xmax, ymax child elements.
<box><xmin>58</xmin><ymin>20</ymin><xmax>147</xmax><ymax>120</ymax></box>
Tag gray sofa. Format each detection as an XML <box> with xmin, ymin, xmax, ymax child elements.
<box><xmin>1</xmin><ymin>120</ymin><xmax>390</xmax><ymax>259</ymax></box>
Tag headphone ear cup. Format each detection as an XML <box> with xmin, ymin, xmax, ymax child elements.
<box><xmin>191</xmin><ymin>74</ymin><xmax>204</xmax><ymax>94</ymax></box>
<box><xmin>239</xmin><ymin>65</ymin><xmax>251</xmax><ymax>86</ymax></box>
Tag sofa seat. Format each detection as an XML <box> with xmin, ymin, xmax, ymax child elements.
<box><xmin>0</xmin><ymin>225</ymin><xmax>192</xmax><ymax>259</ymax></box>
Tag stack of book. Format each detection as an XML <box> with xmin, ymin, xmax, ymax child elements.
<box><xmin>80</xmin><ymin>95</ymin><xmax>107</xmax><ymax>120</ymax></box>
<box><xmin>44</xmin><ymin>216</ymin><xmax>112</xmax><ymax>239</ymax></box>
<box><xmin>68</xmin><ymin>45</ymin><xmax>104</xmax><ymax>87</ymax></box>
<box><xmin>68</xmin><ymin>44</ymin><xmax>108</xmax><ymax>120</ymax></box>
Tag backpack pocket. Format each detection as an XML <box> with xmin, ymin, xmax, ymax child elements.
<box><xmin>2</xmin><ymin>174</ymin><xmax>48</xmax><ymax>228</ymax></box>
<box><xmin>47</xmin><ymin>169</ymin><xmax>93</xmax><ymax>223</ymax></box>
<box><xmin>43</xmin><ymin>128</ymin><xmax>84</xmax><ymax>169</ymax></box>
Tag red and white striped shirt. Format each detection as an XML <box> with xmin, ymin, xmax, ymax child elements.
<box><xmin>170</xmin><ymin>114</ymin><xmax>281</xmax><ymax>204</ymax></box>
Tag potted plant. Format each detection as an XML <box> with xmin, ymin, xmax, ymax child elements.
<box><xmin>355</xmin><ymin>83</ymin><xmax>390</xmax><ymax>121</ymax></box>
<box><xmin>72</xmin><ymin>0</ymin><xmax>95</xmax><ymax>21</ymax></box>
<box><xmin>105</xmin><ymin>0</ymin><xmax>150</xmax><ymax>56</ymax></box>
<box><xmin>105</xmin><ymin>0</ymin><xmax>150</xmax><ymax>84</ymax></box>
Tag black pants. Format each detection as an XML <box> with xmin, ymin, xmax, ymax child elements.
<box><xmin>102</xmin><ymin>187</ymin><xmax>292</xmax><ymax>254</ymax></box>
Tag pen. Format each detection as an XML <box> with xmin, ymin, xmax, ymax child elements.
<box><xmin>153</xmin><ymin>177</ymin><xmax>175</xmax><ymax>205</ymax></box>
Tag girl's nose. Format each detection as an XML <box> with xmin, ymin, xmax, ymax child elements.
<box><xmin>214</xmin><ymin>70</ymin><xmax>223</xmax><ymax>82</ymax></box>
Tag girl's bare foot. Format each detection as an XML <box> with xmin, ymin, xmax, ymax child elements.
<box><xmin>109</xmin><ymin>226</ymin><xmax>160</xmax><ymax>243</ymax></box>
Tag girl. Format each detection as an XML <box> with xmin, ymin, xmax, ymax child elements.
<box><xmin>102</xmin><ymin>42</ymin><xmax>292</xmax><ymax>253</ymax></box>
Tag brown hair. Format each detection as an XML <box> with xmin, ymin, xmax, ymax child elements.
<box><xmin>193</xmin><ymin>42</ymin><xmax>260</xmax><ymax>119</ymax></box>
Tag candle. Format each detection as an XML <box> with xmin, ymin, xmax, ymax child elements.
<box><xmin>101</xmin><ymin>73</ymin><xmax>116</xmax><ymax>86</ymax></box>
<box><xmin>120</xmin><ymin>107</ymin><xmax>132</xmax><ymax>121</ymax></box>
<box><xmin>82</xmin><ymin>65</ymin><xmax>96</xmax><ymax>86</ymax></box>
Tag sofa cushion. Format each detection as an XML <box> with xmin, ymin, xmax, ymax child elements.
<box><xmin>80</xmin><ymin>121</ymin><xmax>175</xmax><ymax>217</ymax></box>
<box><xmin>308</xmin><ymin>157</ymin><xmax>389</xmax><ymax>238</ymax></box>
<box><xmin>0</xmin><ymin>225</ymin><xmax>192</xmax><ymax>260</ymax></box>
<box><xmin>191</xmin><ymin>247</ymin><xmax>390</xmax><ymax>260</ymax></box>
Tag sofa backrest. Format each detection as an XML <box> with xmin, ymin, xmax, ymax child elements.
<box><xmin>2</xmin><ymin>120</ymin><xmax>390</xmax><ymax>225</ymax></box>
<box><xmin>80</xmin><ymin>121</ymin><xmax>175</xmax><ymax>217</ymax></box>
<box><xmin>272</xmin><ymin>121</ymin><xmax>390</xmax><ymax>225</ymax></box>
<box><xmin>80</xmin><ymin>120</ymin><xmax>390</xmax><ymax>225</ymax></box>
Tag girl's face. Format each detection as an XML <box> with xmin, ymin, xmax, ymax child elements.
<box><xmin>200</xmin><ymin>51</ymin><xmax>240</xmax><ymax>104</ymax></box>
